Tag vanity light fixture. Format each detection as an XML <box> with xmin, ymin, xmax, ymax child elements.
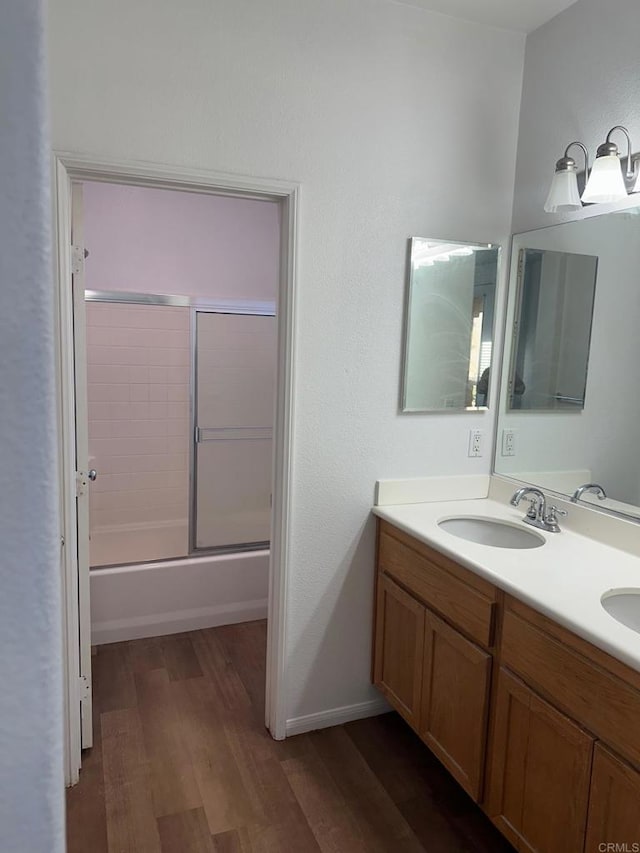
<box><xmin>581</xmin><ymin>126</ymin><xmax>639</xmax><ymax>204</ymax></box>
<box><xmin>545</xmin><ymin>126</ymin><xmax>640</xmax><ymax>212</ymax></box>
<box><xmin>543</xmin><ymin>142</ymin><xmax>588</xmax><ymax>213</ymax></box>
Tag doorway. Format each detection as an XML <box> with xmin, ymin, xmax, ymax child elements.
<box><xmin>54</xmin><ymin>155</ymin><xmax>298</xmax><ymax>784</ymax></box>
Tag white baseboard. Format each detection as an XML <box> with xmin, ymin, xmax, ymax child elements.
<box><xmin>92</xmin><ymin>598</ymin><xmax>268</xmax><ymax>645</ymax></box>
<box><xmin>285</xmin><ymin>697</ymin><xmax>391</xmax><ymax>737</ymax></box>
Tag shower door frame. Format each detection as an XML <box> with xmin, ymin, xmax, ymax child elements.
<box><xmin>190</xmin><ymin>304</ymin><xmax>277</xmax><ymax>556</ymax></box>
<box><xmin>53</xmin><ymin>152</ymin><xmax>299</xmax><ymax>784</ymax></box>
<box><xmin>82</xmin><ymin>290</ymin><xmax>278</xmax><ymax>560</ymax></box>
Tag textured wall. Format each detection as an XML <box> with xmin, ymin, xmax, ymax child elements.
<box><xmin>0</xmin><ymin>3</ymin><xmax>64</xmax><ymax>852</ymax></box>
<box><xmin>83</xmin><ymin>181</ymin><xmax>280</xmax><ymax>300</ymax></box>
<box><xmin>512</xmin><ymin>0</ymin><xmax>640</xmax><ymax>233</ymax></box>
<box><xmin>49</xmin><ymin>0</ymin><xmax>525</xmax><ymax>723</ymax></box>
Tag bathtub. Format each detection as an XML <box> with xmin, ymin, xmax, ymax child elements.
<box><xmin>90</xmin><ymin>549</ymin><xmax>269</xmax><ymax>645</ymax></box>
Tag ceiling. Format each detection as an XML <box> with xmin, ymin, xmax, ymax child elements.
<box><xmin>392</xmin><ymin>0</ymin><xmax>579</xmax><ymax>33</ymax></box>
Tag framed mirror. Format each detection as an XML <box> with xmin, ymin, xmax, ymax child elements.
<box><xmin>401</xmin><ymin>237</ymin><xmax>500</xmax><ymax>412</ymax></box>
<box><xmin>495</xmin><ymin>204</ymin><xmax>640</xmax><ymax>521</ymax></box>
<box><xmin>508</xmin><ymin>248</ymin><xmax>598</xmax><ymax>411</ymax></box>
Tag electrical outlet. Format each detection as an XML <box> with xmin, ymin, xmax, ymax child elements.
<box><xmin>502</xmin><ymin>428</ymin><xmax>516</xmax><ymax>457</ymax></box>
<box><xmin>468</xmin><ymin>429</ymin><xmax>483</xmax><ymax>458</ymax></box>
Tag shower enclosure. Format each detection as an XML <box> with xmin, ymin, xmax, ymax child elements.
<box><xmin>85</xmin><ymin>290</ymin><xmax>276</xmax><ymax>569</ymax></box>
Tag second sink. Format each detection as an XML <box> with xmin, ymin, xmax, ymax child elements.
<box><xmin>438</xmin><ymin>516</ymin><xmax>545</xmax><ymax>549</ymax></box>
<box><xmin>601</xmin><ymin>589</ymin><xmax>640</xmax><ymax>633</ymax></box>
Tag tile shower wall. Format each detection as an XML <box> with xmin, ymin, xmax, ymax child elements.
<box><xmin>86</xmin><ymin>302</ymin><xmax>190</xmax><ymax>566</ymax></box>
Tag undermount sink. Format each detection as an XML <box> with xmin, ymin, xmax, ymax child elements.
<box><xmin>438</xmin><ymin>516</ymin><xmax>545</xmax><ymax>549</ymax></box>
<box><xmin>601</xmin><ymin>589</ymin><xmax>640</xmax><ymax>633</ymax></box>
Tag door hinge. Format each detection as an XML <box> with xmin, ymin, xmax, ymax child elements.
<box><xmin>71</xmin><ymin>244</ymin><xmax>85</xmax><ymax>276</ymax></box>
<box><xmin>78</xmin><ymin>675</ymin><xmax>91</xmax><ymax>703</ymax></box>
<box><xmin>76</xmin><ymin>470</ymin><xmax>88</xmax><ymax>497</ymax></box>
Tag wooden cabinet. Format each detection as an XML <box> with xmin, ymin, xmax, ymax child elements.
<box><xmin>420</xmin><ymin>611</ymin><xmax>492</xmax><ymax>800</ymax></box>
<box><xmin>373</xmin><ymin>524</ymin><xmax>494</xmax><ymax>803</ymax></box>
<box><xmin>373</xmin><ymin>574</ymin><xmax>425</xmax><ymax>729</ymax></box>
<box><xmin>585</xmin><ymin>744</ymin><xmax>640</xmax><ymax>853</ymax></box>
<box><xmin>487</xmin><ymin>668</ymin><xmax>594</xmax><ymax>853</ymax></box>
<box><xmin>372</xmin><ymin>519</ymin><xmax>640</xmax><ymax>853</ymax></box>
<box><xmin>378</xmin><ymin>524</ymin><xmax>496</xmax><ymax>647</ymax></box>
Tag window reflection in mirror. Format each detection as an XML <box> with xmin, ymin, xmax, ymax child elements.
<box><xmin>402</xmin><ymin>238</ymin><xmax>500</xmax><ymax>412</ymax></box>
<box><xmin>509</xmin><ymin>248</ymin><xmax>598</xmax><ymax>411</ymax></box>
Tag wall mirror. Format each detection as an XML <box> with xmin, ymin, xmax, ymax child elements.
<box><xmin>508</xmin><ymin>248</ymin><xmax>598</xmax><ymax>411</ymax></box>
<box><xmin>401</xmin><ymin>237</ymin><xmax>500</xmax><ymax>412</ymax></box>
<box><xmin>496</xmin><ymin>204</ymin><xmax>640</xmax><ymax>520</ymax></box>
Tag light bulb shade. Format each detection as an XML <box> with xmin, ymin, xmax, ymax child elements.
<box><xmin>581</xmin><ymin>154</ymin><xmax>627</xmax><ymax>203</ymax></box>
<box><xmin>544</xmin><ymin>169</ymin><xmax>581</xmax><ymax>212</ymax></box>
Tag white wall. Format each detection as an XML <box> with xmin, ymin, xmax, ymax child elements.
<box><xmin>512</xmin><ymin>0</ymin><xmax>640</xmax><ymax>233</ymax></box>
<box><xmin>0</xmin><ymin>4</ymin><xmax>64</xmax><ymax>852</ymax></box>
<box><xmin>49</xmin><ymin>0</ymin><xmax>525</xmax><ymax>724</ymax></box>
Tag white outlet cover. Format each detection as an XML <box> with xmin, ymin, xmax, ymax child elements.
<box><xmin>468</xmin><ymin>429</ymin><xmax>483</xmax><ymax>458</ymax></box>
<box><xmin>502</xmin><ymin>429</ymin><xmax>516</xmax><ymax>457</ymax></box>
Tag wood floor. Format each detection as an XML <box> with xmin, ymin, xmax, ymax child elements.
<box><xmin>67</xmin><ymin>621</ymin><xmax>514</xmax><ymax>852</ymax></box>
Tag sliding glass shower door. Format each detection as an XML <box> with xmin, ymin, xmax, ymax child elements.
<box><xmin>193</xmin><ymin>310</ymin><xmax>276</xmax><ymax>551</ymax></box>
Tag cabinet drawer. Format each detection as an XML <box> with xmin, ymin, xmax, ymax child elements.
<box><xmin>502</xmin><ymin>609</ymin><xmax>640</xmax><ymax>767</ymax></box>
<box><xmin>378</xmin><ymin>528</ymin><xmax>495</xmax><ymax>648</ymax></box>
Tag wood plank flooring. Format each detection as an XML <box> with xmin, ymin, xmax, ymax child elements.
<box><xmin>67</xmin><ymin>621</ymin><xmax>514</xmax><ymax>852</ymax></box>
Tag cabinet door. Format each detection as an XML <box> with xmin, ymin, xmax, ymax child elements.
<box><xmin>373</xmin><ymin>574</ymin><xmax>425</xmax><ymax>729</ymax></box>
<box><xmin>585</xmin><ymin>743</ymin><xmax>640</xmax><ymax>853</ymax></box>
<box><xmin>419</xmin><ymin>610</ymin><xmax>491</xmax><ymax>801</ymax></box>
<box><xmin>487</xmin><ymin>668</ymin><xmax>593</xmax><ymax>853</ymax></box>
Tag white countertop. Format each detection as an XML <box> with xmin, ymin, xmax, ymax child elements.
<box><xmin>373</xmin><ymin>497</ymin><xmax>640</xmax><ymax>674</ymax></box>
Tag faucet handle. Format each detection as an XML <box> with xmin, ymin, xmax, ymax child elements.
<box><xmin>546</xmin><ymin>505</ymin><xmax>568</xmax><ymax>525</ymax></box>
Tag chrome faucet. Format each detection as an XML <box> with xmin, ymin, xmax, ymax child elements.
<box><xmin>571</xmin><ymin>482</ymin><xmax>607</xmax><ymax>503</ymax></box>
<box><xmin>510</xmin><ymin>487</ymin><xmax>567</xmax><ymax>533</ymax></box>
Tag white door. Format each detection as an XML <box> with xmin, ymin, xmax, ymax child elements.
<box><xmin>71</xmin><ymin>182</ymin><xmax>93</xmax><ymax>749</ymax></box>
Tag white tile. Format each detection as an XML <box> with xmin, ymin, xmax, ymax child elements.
<box><xmin>167</xmin><ymin>384</ymin><xmax>189</xmax><ymax>402</ymax></box>
<box><xmin>148</xmin><ymin>367</ymin><xmax>168</xmax><ymax>384</ymax></box>
<box><xmin>149</xmin><ymin>385</ymin><xmax>168</xmax><ymax>402</ymax></box>
<box><xmin>130</xmin><ymin>384</ymin><xmax>150</xmax><ymax>402</ymax></box>
<box><xmin>129</xmin><ymin>366</ymin><xmax>149</xmax><ymax>384</ymax></box>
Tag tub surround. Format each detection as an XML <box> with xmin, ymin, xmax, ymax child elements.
<box><xmin>373</xmin><ymin>490</ymin><xmax>640</xmax><ymax>674</ymax></box>
<box><xmin>90</xmin><ymin>550</ymin><xmax>269</xmax><ymax>645</ymax></box>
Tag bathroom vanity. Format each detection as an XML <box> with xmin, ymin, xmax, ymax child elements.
<box><xmin>390</xmin><ymin>200</ymin><xmax>640</xmax><ymax>851</ymax></box>
<box><xmin>372</xmin><ymin>503</ymin><xmax>640</xmax><ymax>853</ymax></box>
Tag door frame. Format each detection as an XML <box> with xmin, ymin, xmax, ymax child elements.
<box><xmin>53</xmin><ymin>152</ymin><xmax>299</xmax><ymax>784</ymax></box>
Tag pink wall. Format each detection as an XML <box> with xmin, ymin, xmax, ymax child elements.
<box><xmin>83</xmin><ymin>181</ymin><xmax>280</xmax><ymax>300</ymax></box>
